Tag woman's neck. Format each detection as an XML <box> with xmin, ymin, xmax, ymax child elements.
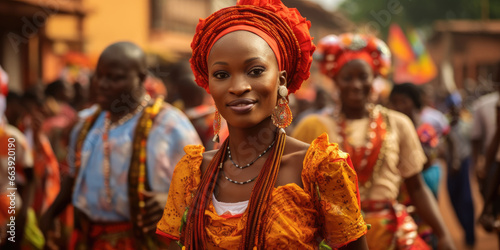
<box><xmin>342</xmin><ymin>105</ymin><xmax>369</xmax><ymax>120</ymax></box>
<box><xmin>226</xmin><ymin>117</ymin><xmax>277</xmax><ymax>163</ymax></box>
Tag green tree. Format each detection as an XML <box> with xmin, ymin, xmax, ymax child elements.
<box><xmin>339</xmin><ymin>0</ymin><xmax>500</xmax><ymax>37</ymax></box>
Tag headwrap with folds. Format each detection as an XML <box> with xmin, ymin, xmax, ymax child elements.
<box><xmin>190</xmin><ymin>0</ymin><xmax>315</xmax><ymax>94</ymax></box>
<box><xmin>0</xmin><ymin>66</ymin><xmax>8</xmax><ymax>117</ymax></box>
<box><xmin>315</xmin><ymin>33</ymin><xmax>391</xmax><ymax>78</ymax></box>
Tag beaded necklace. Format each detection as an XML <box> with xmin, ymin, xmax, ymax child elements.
<box><xmin>336</xmin><ymin>105</ymin><xmax>389</xmax><ymax>193</ymax></box>
<box><xmin>223</xmin><ymin>137</ymin><xmax>276</xmax><ymax>184</ymax></box>
<box><xmin>227</xmin><ymin>137</ymin><xmax>276</xmax><ymax>169</ymax></box>
<box><xmin>221</xmin><ymin>170</ymin><xmax>258</xmax><ymax>185</ymax></box>
<box><xmin>182</xmin><ymin>128</ymin><xmax>287</xmax><ymax>250</ymax></box>
<box><xmin>101</xmin><ymin>95</ymin><xmax>151</xmax><ymax>204</ymax></box>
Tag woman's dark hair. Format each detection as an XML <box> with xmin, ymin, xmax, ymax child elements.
<box><xmin>44</xmin><ymin>80</ymin><xmax>65</xmax><ymax>99</ymax></box>
<box><xmin>389</xmin><ymin>82</ymin><xmax>423</xmax><ymax>109</ymax></box>
<box><xmin>6</xmin><ymin>92</ymin><xmax>22</xmax><ymax>104</ymax></box>
<box><xmin>23</xmin><ymin>85</ymin><xmax>45</xmax><ymax>107</ymax></box>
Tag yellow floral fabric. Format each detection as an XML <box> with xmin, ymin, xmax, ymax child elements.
<box><xmin>157</xmin><ymin>134</ymin><xmax>367</xmax><ymax>249</ymax></box>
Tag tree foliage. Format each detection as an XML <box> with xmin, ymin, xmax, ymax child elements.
<box><xmin>339</xmin><ymin>0</ymin><xmax>500</xmax><ymax>37</ymax></box>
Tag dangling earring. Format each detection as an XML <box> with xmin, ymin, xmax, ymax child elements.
<box><xmin>212</xmin><ymin>108</ymin><xmax>221</xmax><ymax>143</ymax></box>
<box><xmin>271</xmin><ymin>85</ymin><xmax>293</xmax><ymax>129</ymax></box>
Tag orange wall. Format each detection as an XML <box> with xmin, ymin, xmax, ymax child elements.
<box><xmin>84</xmin><ymin>0</ymin><xmax>149</xmax><ymax>59</ymax></box>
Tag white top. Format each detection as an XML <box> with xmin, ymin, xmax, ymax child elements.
<box><xmin>212</xmin><ymin>193</ymin><xmax>249</xmax><ymax>216</ymax></box>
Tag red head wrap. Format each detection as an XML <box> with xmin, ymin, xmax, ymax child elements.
<box><xmin>190</xmin><ymin>0</ymin><xmax>315</xmax><ymax>94</ymax></box>
<box><xmin>316</xmin><ymin>33</ymin><xmax>391</xmax><ymax>78</ymax></box>
<box><xmin>0</xmin><ymin>66</ymin><xmax>8</xmax><ymax>97</ymax></box>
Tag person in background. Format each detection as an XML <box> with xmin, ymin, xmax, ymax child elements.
<box><xmin>444</xmin><ymin>91</ymin><xmax>476</xmax><ymax>247</ymax></box>
<box><xmin>389</xmin><ymin>83</ymin><xmax>450</xmax><ymax>197</ymax></box>
<box><xmin>292</xmin><ymin>33</ymin><xmax>455</xmax><ymax>250</ymax></box>
<box><xmin>478</xmin><ymin>83</ymin><xmax>500</xmax><ymax>248</ymax></box>
<box><xmin>164</xmin><ymin>60</ymin><xmax>228</xmax><ymax>149</ymax></box>
<box><xmin>294</xmin><ymin>86</ymin><xmax>336</xmax><ymax>124</ymax></box>
<box><xmin>42</xmin><ymin>80</ymin><xmax>78</xmax><ymax>169</ymax></box>
<box><xmin>40</xmin><ymin>41</ymin><xmax>201</xmax><ymax>249</ymax></box>
<box><xmin>0</xmin><ymin>66</ymin><xmax>39</xmax><ymax>249</ymax></box>
<box><xmin>5</xmin><ymin>92</ymin><xmax>24</xmax><ymax>127</ymax></box>
<box><xmin>20</xmin><ymin>90</ymin><xmax>61</xmax><ymax>216</ymax></box>
<box><xmin>471</xmin><ymin>80</ymin><xmax>500</xmax><ymax>194</ymax></box>
<box><xmin>156</xmin><ymin>1</ymin><xmax>368</xmax><ymax>249</ymax></box>
<box><xmin>70</xmin><ymin>82</ymin><xmax>88</xmax><ymax>112</ymax></box>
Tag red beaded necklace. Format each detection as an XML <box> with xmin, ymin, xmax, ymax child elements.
<box><xmin>337</xmin><ymin>105</ymin><xmax>388</xmax><ymax>190</ymax></box>
<box><xmin>101</xmin><ymin>95</ymin><xmax>151</xmax><ymax>204</ymax></box>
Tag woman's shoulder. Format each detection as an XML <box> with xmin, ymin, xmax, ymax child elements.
<box><xmin>384</xmin><ymin>107</ymin><xmax>413</xmax><ymax>126</ymax></box>
<box><xmin>275</xmin><ymin>136</ymin><xmax>309</xmax><ymax>188</ymax></box>
<box><xmin>200</xmin><ymin>149</ymin><xmax>218</xmax><ymax>175</ymax></box>
<box><xmin>283</xmin><ymin>136</ymin><xmax>311</xmax><ymax>165</ymax></box>
<box><xmin>383</xmin><ymin>107</ymin><xmax>417</xmax><ymax>134</ymax></box>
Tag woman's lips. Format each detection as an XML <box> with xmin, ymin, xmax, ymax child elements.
<box><xmin>227</xmin><ymin>99</ymin><xmax>256</xmax><ymax>113</ymax></box>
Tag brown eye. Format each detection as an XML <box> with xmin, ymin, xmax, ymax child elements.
<box><xmin>248</xmin><ymin>67</ymin><xmax>265</xmax><ymax>76</ymax></box>
<box><xmin>107</xmin><ymin>73</ymin><xmax>127</xmax><ymax>82</ymax></box>
<box><xmin>342</xmin><ymin>76</ymin><xmax>352</xmax><ymax>82</ymax></box>
<box><xmin>213</xmin><ymin>71</ymin><xmax>229</xmax><ymax>79</ymax></box>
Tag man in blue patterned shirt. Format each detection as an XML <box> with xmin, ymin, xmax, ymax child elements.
<box><xmin>40</xmin><ymin>42</ymin><xmax>201</xmax><ymax>249</ymax></box>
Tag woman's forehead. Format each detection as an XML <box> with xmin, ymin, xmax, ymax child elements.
<box><xmin>208</xmin><ymin>31</ymin><xmax>275</xmax><ymax>62</ymax></box>
<box><xmin>339</xmin><ymin>59</ymin><xmax>373</xmax><ymax>73</ymax></box>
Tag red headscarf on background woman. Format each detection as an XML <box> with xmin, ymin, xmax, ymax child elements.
<box><xmin>315</xmin><ymin>33</ymin><xmax>391</xmax><ymax>78</ymax></box>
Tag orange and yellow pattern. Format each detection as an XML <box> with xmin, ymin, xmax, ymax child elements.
<box><xmin>157</xmin><ymin>134</ymin><xmax>367</xmax><ymax>249</ymax></box>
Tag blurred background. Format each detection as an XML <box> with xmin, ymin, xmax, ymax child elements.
<box><xmin>0</xmin><ymin>0</ymin><xmax>497</xmax><ymax>87</ymax></box>
<box><xmin>1</xmin><ymin>0</ymin><xmax>500</xmax><ymax>249</ymax></box>
<box><xmin>0</xmin><ymin>0</ymin><xmax>499</xmax><ymax>111</ymax></box>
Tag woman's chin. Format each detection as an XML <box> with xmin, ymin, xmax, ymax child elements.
<box><xmin>344</xmin><ymin>99</ymin><xmax>366</xmax><ymax>110</ymax></box>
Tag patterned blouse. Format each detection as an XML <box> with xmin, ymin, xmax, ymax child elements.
<box><xmin>157</xmin><ymin>134</ymin><xmax>367</xmax><ymax>249</ymax></box>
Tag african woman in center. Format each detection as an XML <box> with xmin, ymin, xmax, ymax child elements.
<box><xmin>156</xmin><ymin>1</ymin><xmax>368</xmax><ymax>249</ymax></box>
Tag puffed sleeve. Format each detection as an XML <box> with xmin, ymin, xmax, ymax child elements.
<box><xmin>292</xmin><ymin>115</ymin><xmax>330</xmax><ymax>144</ymax></box>
<box><xmin>302</xmin><ymin>133</ymin><xmax>367</xmax><ymax>248</ymax></box>
<box><xmin>390</xmin><ymin>111</ymin><xmax>427</xmax><ymax>178</ymax></box>
<box><xmin>156</xmin><ymin>145</ymin><xmax>204</xmax><ymax>242</ymax></box>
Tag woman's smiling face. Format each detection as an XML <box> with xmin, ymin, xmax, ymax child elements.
<box><xmin>334</xmin><ymin>59</ymin><xmax>375</xmax><ymax>110</ymax></box>
<box><xmin>207</xmin><ymin>31</ymin><xmax>285</xmax><ymax>129</ymax></box>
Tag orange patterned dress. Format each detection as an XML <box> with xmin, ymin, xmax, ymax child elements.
<box><xmin>157</xmin><ymin>134</ymin><xmax>367</xmax><ymax>249</ymax></box>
